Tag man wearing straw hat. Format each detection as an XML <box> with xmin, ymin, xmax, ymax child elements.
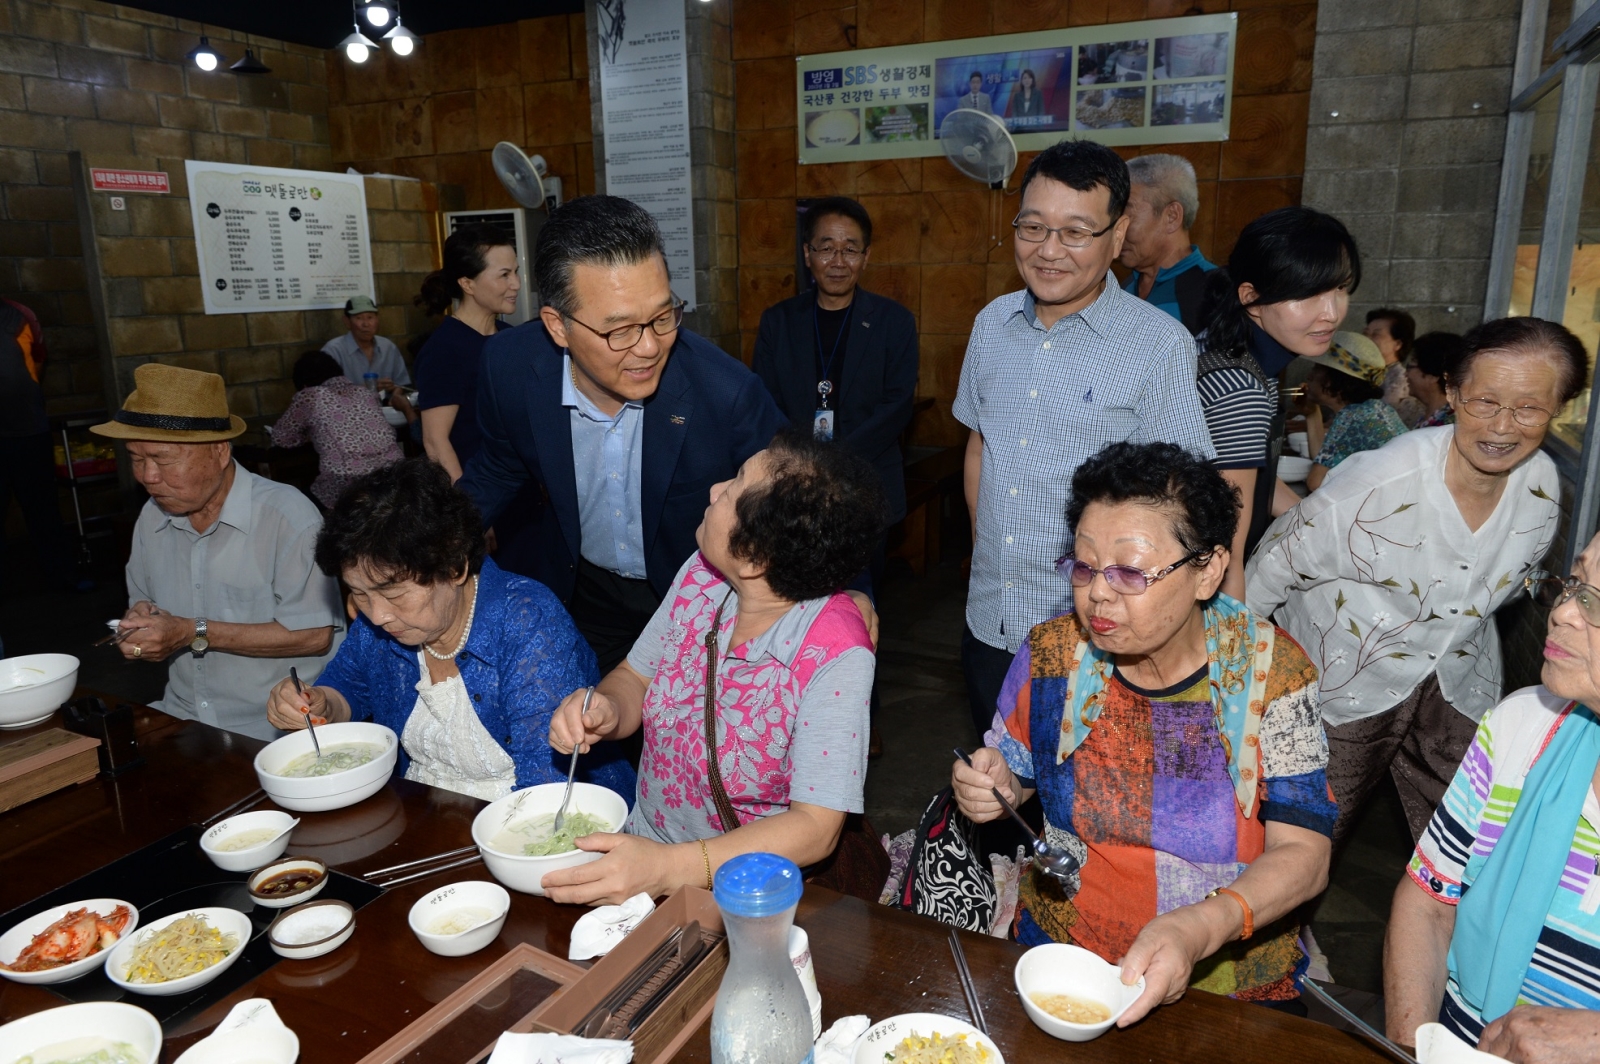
<box><xmin>93</xmin><ymin>364</ymin><xmax>343</xmax><ymax>741</ymax></box>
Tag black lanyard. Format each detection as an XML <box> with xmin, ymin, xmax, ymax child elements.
<box><xmin>813</xmin><ymin>297</ymin><xmax>851</xmax><ymax>410</ymax></box>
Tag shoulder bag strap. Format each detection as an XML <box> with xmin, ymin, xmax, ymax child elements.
<box><xmin>703</xmin><ymin>591</ymin><xmax>742</xmax><ymax>834</ymax></box>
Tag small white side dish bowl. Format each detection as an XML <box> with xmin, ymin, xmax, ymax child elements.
<box><xmin>0</xmin><ymin>653</ymin><xmax>79</xmax><ymax>729</ymax></box>
<box><xmin>0</xmin><ymin>900</ymin><xmax>139</xmax><ymax>986</ymax></box>
<box><xmin>253</xmin><ymin>722</ymin><xmax>398</xmax><ymax>812</ymax></box>
<box><xmin>851</xmin><ymin>1013</ymin><xmax>1003</xmax><ymax>1064</ymax></box>
<box><xmin>0</xmin><ymin>1002</ymin><xmax>162</xmax><ymax>1063</ymax></box>
<box><xmin>175</xmin><ymin>998</ymin><xmax>300</xmax><ymax>1064</ymax></box>
<box><xmin>1277</xmin><ymin>455</ymin><xmax>1314</xmax><ymax>483</ymax></box>
<box><xmin>104</xmin><ymin>907</ymin><xmax>252</xmax><ymax>997</ymax></box>
<box><xmin>471</xmin><ymin>782</ymin><xmax>630</xmax><ymax>896</ymax></box>
<box><xmin>268</xmin><ymin>899</ymin><xmax>354</xmax><ymax>960</ymax></box>
<box><xmin>407</xmin><ymin>880</ymin><xmax>510</xmax><ymax>957</ymax></box>
<box><xmin>247</xmin><ymin>857</ymin><xmax>329</xmax><ymax>909</ymax></box>
<box><xmin>199</xmin><ymin>810</ymin><xmax>298</xmax><ymax>872</ymax></box>
<box><xmin>1014</xmin><ymin>941</ymin><xmax>1144</xmax><ymax>1042</ymax></box>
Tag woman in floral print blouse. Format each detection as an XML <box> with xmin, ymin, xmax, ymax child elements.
<box><xmin>1247</xmin><ymin>317</ymin><xmax>1589</xmax><ymax>847</ymax></box>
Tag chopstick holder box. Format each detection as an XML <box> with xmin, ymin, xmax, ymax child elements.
<box><xmin>531</xmin><ymin>885</ymin><xmax>729</xmax><ymax>1064</ymax></box>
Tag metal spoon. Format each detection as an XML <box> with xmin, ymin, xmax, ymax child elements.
<box><xmin>291</xmin><ymin>666</ymin><xmax>322</xmax><ymax>760</ymax></box>
<box><xmin>553</xmin><ymin>686</ymin><xmax>594</xmax><ymax>835</ymax></box>
<box><xmin>954</xmin><ymin>747</ymin><xmax>1080</xmax><ymax>884</ymax></box>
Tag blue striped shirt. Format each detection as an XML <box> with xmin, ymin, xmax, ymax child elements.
<box><xmin>953</xmin><ymin>276</ymin><xmax>1215</xmax><ymax>652</ymax></box>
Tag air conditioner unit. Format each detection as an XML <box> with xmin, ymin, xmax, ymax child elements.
<box><xmin>440</xmin><ymin>202</ymin><xmax>559</xmax><ymax>327</ymax></box>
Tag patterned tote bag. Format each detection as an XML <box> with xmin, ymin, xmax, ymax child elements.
<box><xmin>893</xmin><ymin>787</ymin><xmax>996</xmax><ymax>931</ymax></box>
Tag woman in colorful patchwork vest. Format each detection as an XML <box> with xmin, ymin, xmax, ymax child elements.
<box><xmin>545</xmin><ymin>429</ymin><xmax>884</xmax><ymax>905</ymax></box>
<box><xmin>951</xmin><ymin>441</ymin><xmax>1335</xmax><ymax>1026</ymax></box>
<box><xmin>1384</xmin><ymin>530</ymin><xmax>1600</xmax><ymax>1058</ymax></box>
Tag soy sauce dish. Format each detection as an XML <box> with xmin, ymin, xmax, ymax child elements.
<box><xmin>247</xmin><ymin>857</ymin><xmax>328</xmax><ymax>909</ymax></box>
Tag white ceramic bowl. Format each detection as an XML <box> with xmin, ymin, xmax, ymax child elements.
<box><xmin>268</xmin><ymin>899</ymin><xmax>354</xmax><ymax>960</ymax></box>
<box><xmin>247</xmin><ymin>857</ymin><xmax>329</xmax><ymax>909</ymax></box>
<box><xmin>851</xmin><ymin>1013</ymin><xmax>1004</xmax><ymax>1064</ymax></box>
<box><xmin>1014</xmin><ymin>942</ymin><xmax>1144</xmax><ymax>1042</ymax></box>
<box><xmin>1277</xmin><ymin>455</ymin><xmax>1314</xmax><ymax>483</ymax></box>
<box><xmin>471</xmin><ymin>782</ymin><xmax>629</xmax><ymax>896</ymax></box>
<box><xmin>199</xmin><ymin>810</ymin><xmax>298</xmax><ymax>873</ymax></box>
<box><xmin>0</xmin><ymin>900</ymin><xmax>138</xmax><ymax>985</ymax></box>
<box><xmin>407</xmin><ymin>880</ymin><xmax>510</xmax><ymax>957</ymax></box>
<box><xmin>104</xmin><ymin>906</ymin><xmax>252</xmax><ymax>997</ymax></box>
<box><xmin>174</xmin><ymin>998</ymin><xmax>300</xmax><ymax>1064</ymax></box>
<box><xmin>1287</xmin><ymin>431</ymin><xmax>1310</xmax><ymax>458</ymax></box>
<box><xmin>0</xmin><ymin>653</ymin><xmax>79</xmax><ymax>729</ymax></box>
<box><xmin>253</xmin><ymin>722</ymin><xmax>399</xmax><ymax>812</ymax></box>
<box><xmin>0</xmin><ymin>1002</ymin><xmax>162</xmax><ymax>1064</ymax></box>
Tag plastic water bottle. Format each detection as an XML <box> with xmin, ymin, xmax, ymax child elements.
<box><xmin>362</xmin><ymin>371</ymin><xmax>379</xmax><ymax>393</ymax></box>
<box><xmin>710</xmin><ymin>853</ymin><xmax>814</xmax><ymax>1064</ymax></box>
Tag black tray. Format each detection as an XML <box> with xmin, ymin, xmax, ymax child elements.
<box><xmin>0</xmin><ymin>825</ymin><xmax>383</xmax><ymax>1030</ymax></box>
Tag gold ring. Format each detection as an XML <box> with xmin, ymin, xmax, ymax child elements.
<box><xmin>132</xmin><ymin>645</ymin><xmax>142</xmax><ymax>658</ymax></box>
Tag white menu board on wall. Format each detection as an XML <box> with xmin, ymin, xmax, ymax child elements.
<box><xmin>185</xmin><ymin>161</ymin><xmax>374</xmax><ymax>315</ymax></box>
<box><xmin>597</xmin><ymin>0</ymin><xmax>697</xmax><ymax>310</ymax></box>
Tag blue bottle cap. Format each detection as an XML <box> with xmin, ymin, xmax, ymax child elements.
<box><xmin>713</xmin><ymin>852</ymin><xmax>803</xmax><ymax>918</ymax></box>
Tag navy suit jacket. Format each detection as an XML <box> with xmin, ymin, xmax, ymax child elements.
<box><xmin>750</xmin><ymin>288</ymin><xmax>919</xmax><ymax>523</ymax></box>
<box><xmin>459</xmin><ymin>320</ymin><xmax>786</xmax><ymax>602</ymax></box>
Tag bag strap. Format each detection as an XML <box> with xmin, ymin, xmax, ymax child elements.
<box><xmin>703</xmin><ymin>591</ymin><xmax>742</xmax><ymax>835</ymax></box>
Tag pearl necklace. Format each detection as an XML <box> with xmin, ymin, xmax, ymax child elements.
<box><xmin>424</xmin><ymin>575</ymin><xmax>479</xmax><ymax>660</ymax></box>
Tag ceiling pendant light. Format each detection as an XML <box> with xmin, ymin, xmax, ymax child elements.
<box><xmin>186</xmin><ymin>35</ymin><xmax>223</xmax><ymax>72</ymax></box>
<box><xmin>359</xmin><ymin>0</ymin><xmax>394</xmax><ymax>29</ymax></box>
<box><xmin>340</xmin><ymin>25</ymin><xmax>380</xmax><ymax>63</ymax></box>
<box><xmin>230</xmin><ymin>48</ymin><xmax>272</xmax><ymax>74</ymax></box>
<box><xmin>383</xmin><ymin>19</ymin><xmax>419</xmax><ymax>56</ymax></box>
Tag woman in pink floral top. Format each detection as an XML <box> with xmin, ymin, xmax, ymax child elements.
<box><xmin>272</xmin><ymin>351</ymin><xmax>403</xmax><ymax>509</ymax></box>
<box><xmin>545</xmin><ymin>431</ymin><xmax>884</xmax><ymax>905</ymax></box>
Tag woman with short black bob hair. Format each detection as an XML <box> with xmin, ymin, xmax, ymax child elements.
<box><xmin>953</xmin><ymin>441</ymin><xmax>1332</xmax><ymax>1024</ymax></box>
<box><xmin>1192</xmin><ymin>205</ymin><xmax>1361</xmax><ymax>598</ymax></box>
<box><xmin>545</xmin><ymin>429</ymin><xmax>885</xmax><ymax>905</ymax></box>
<box><xmin>266</xmin><ymin>458</ymin><xmax>634</xmax><ymax>803</ymax></box>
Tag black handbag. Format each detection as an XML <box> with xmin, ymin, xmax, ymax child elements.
<box><xmin>892</xmin><ymin>787</ymin><xmax>996</xmax><ymax>931</ymax></box>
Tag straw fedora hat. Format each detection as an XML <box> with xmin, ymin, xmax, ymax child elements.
<box><xmin>91</xmin><ymin>363</ymin><xmax>246</xmax><ymax>443</ymax></box>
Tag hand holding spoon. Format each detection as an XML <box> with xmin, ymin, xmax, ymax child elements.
<box><xmin>954</xmin><ymin>747</ymin><xmax>1080</xmax><ymax>884</ymax></box>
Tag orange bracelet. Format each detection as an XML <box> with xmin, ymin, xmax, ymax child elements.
<box><xmin>1206</xmin><ymin>886</ymin><xmax>1254</xmax><ymax>940</ymax></box>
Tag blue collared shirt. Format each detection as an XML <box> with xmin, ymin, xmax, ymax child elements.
<box><xmin>953</xmin><ymin>275</ymin><xmax>1215</xmax><ymax>653</ymax></box>
<box><xmin>1121</xmin><ymin>245</ymin><xmax>1216</xmax><ymax>326</ymax></box>
<box><xmin>562</xmin><ymin>354</ymin><xmax>647</xmax><ymax>579</ymax></box>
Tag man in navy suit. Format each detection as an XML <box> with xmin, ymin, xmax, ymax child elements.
<box><xmin>459</xmin><ymin>195</ymin><xmax>785</xmax><ymax>670</ymax></box>
<box><xmin>752</xmin><ymin>197</ymin><xmax>918</xmax><ymax>758</ymax></box>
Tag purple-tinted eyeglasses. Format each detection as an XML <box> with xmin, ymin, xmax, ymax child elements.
<box><xmin>1054</xmin><ymin>550</ymin><xmax>1205</xmax><ymax>595</ymax></box>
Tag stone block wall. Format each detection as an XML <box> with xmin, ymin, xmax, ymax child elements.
<box><xmin>80</xmin><ymin>162</ymin><xmax>438</xmax><ymax>418</ymax></box>
<box><xmin>730</xmin><ymin>0</ymin><xmax>1319</xmax><ymax>447</ymax></box>
<box><xmin>324</xmin><ymin>13</ymin><xmax>598</xmax><ymax>210</ymax></box>
<box><xmin>1301</xmin><ymin>0</ymin><xmax>1520</xmax><ymax>333</ymax></box>
<box><xmin>0</xmin><ymin>0</ymin><xmax>333</xmax><ymax>415</ymax></box>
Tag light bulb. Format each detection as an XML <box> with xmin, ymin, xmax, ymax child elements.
<box><xmin>364</xmin><ymin>6</ymin><xmax>391</xmax><ymax>27</ymax></box>
<box><xmin>196</xmin><ymin>51</ymin><xmax>218</xmax><ymax>71</ymax></box>
<box><xmin>390</xmin><ymin>34</ymin><xmax>413</xmax><ymax>55</ymax></box>
<box><xmin>346</xmin><ymin>41</ymin><xmax>370</xmax><ymax>62</ymax></box>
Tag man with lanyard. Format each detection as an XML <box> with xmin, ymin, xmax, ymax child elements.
<box><xmin>1118</xmin><ymin>154</ymin><xmax>1215</xmax><ymax>334</ymax></box>
<box><xmin>751</xmin><ymin>198</ymin><xmax>919</xmax><ymax>756</ymax></box>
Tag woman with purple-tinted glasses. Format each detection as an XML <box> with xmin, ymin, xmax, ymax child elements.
<box><xmin>950</xmin><ymin>441</ymin><xmax>1333</xmax><ymax>1026</ymax></box>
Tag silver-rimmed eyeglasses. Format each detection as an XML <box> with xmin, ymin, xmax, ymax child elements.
<box><xmin>1055</xmin><ymin>550</ymin><xmax>1204</xmax><ymax>595</ymax></box>
<box><xmin>1013</xmin><ymin>216</ymin><xmax>1118</xmax><ymax>249</ymax></box>
<box><xmin>1527</xmin><ymin>571</ymin><xmax>1600</xmax><ymax>627</ymax></box>
<box><xmin>566</xmin><ymin>298</ymin><xmax>685</xmax><ymax>352</ymax></box>
<box><xmin>1458</xmin><ymin>397</ymin><xmax>1555</xmax><ymax>428</ymax></box>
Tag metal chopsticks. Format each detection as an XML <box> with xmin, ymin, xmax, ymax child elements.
<box><xmin>1302</xmin><ymin>979</ymin><xmax>1418</xmax><ymax>1064</ymax></box>
<box><xmin>368</xmin><ymin>852</ymin><xmax>483</xmax><ymax>889</ymax></box>
<box><xmin>947</xmin><ymin>927</ymin><xmax>987</xmax><ymax>1035</ymax></box>
<box><xmin>361</xmin><ymin>844</ymin><xmax>479</xmax><ymax>880</ymax></box>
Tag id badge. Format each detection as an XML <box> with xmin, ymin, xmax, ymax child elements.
<box><xmin>813</xmin><ymin>408</ymin><xmax>835</xmax><ymax>442</ymax></box>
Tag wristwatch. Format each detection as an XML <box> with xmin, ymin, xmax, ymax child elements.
<box><xmin>190</xmin><ymin>617</ymin><xmax>209</xmax><ymax>657</ymax></box>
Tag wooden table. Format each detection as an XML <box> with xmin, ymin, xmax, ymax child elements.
<box><xmin>0</xmin><ymin>704</ymin><xmax>1388</xmax><ymax>1063</ymax></box>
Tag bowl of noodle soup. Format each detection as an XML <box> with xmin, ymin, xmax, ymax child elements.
<box><xmin>103</xmin><ymin>908</ymin><xmax>252</xmax><ymax>998</ymax></box>
<box><xmin>253</xmin><ymin>722</ymin><xmax>398</xmax><ymax>812</ymax></box>
<box><xmin>471</xmin><ymin>782</ymin><xmax>629</xmax><ymax>896</ymax></box>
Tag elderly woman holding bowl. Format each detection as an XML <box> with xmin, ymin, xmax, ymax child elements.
<box><xmin>546</xmin><ymin>430</ymin><xmax>884</xmax><ymax>905</ymax></box>
<box><xmin>266</xmin><ymin>459</ymin><xmax>634</xmax><ymax>802</ymax></box>
<box><xmin>1248</xmin><ymin>316</ymin><xmax>1587</xmax><ymax>846</ymax></box>
<box><xmin>953</xmin><ymin>442</ymin><xmax>1334</xmax><ymax>1025</ymax></box>
<box><xmin>1384</xmin><ymin>532</ymin><xmax>1600</xmax><ymax>1058</ymax></box>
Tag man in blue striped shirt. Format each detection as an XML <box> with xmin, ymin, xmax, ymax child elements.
<box><xmin>954</xmin><ymin>139</ymin><xmax>1215</xmax><ymax>736</ymax></box>
<box><xmin>1118</xmin><ymin>154</ymin><xmax>1216</xmax><ymax>334</ymax></box>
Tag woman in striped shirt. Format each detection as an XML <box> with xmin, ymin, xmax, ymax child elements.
<box><xmin>1385</xmin><ymin>530</ymin><xmax>1600</xmax><ymax>1058</ymax></box>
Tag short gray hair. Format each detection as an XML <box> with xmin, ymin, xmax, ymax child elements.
<box><xmin>1126</xmin><ymin>153</ymin><xmax>1199</xmax><ymax>230</ymax></box>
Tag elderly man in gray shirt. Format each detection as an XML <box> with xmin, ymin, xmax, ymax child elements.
<box><xmin>93</xmin><ymin>364</ymin><xmax>343</xmax><ymax>741</ymax></box>
<box><xmin>955</xmin><ymin>138</ymin><xmax>1214</xmax><ymax>737</ymax></box>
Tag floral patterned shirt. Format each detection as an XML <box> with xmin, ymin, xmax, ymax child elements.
<box><xmin>1316</xmin><ymin>398</ymin><xmax>1409</xmax><ymax>470</ymax></box>
<box><xmin>622</xmin><ymin>554</ymin><xmax>874</xmax><ymax>843</ymax></box>
<box><xmin>271</xmin><ymin>376</ymin><xmax>402</xmax><ymax>509</ymax></box>
<box><xmin>1247</xmin><ymin>427</ymin><xmax>1560</xmax><ymax>726</ymax></box>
